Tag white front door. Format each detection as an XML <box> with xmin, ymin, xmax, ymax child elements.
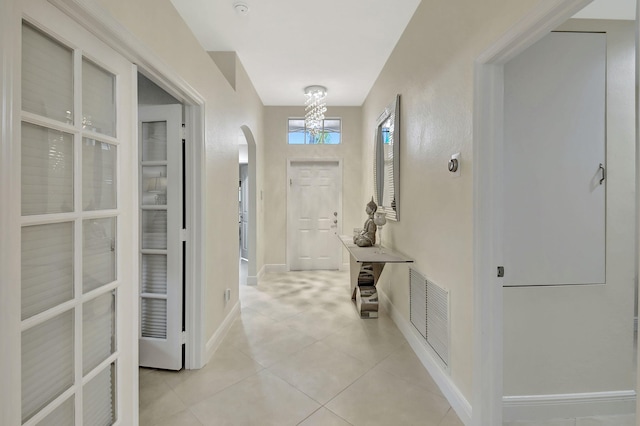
<box><xmin>16</xmin><ymin>2</ymin><xmax>136</xmax><ymax>424</ymax></box>
<box><xmin>138</xmin><ymin>104</ymin><xmax>184</xmax><ymax>370</ymax></box>
<box><xmin>288</xmin><ymin>160</ymin><xmax>342</xmax><ymax>271</ymax></box>
<box><xmin>503</xmin><ymin>31</ymin><xmax>606</xmax><ymax>287</ymax></box>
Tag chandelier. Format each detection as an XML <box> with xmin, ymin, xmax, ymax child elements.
<box><xmin>304</xmin><ymin>85</ymin><xmax>327</xmax><ymax>136</ymax></box>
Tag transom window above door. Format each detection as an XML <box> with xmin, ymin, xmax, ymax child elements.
<box><xmin>287</xmin><ymin>118</ymin><xmax>341</xmax><ymax>144</ymax></box>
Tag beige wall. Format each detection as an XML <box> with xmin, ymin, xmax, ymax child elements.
<box><xmin>263</xmin><ymin>106</ymin><xmax>363</xmax><ymax>267</ymax></box>
<box><xmin>361</xmin><ymin>0</ymin><xmax>549</xmax><ymax>401</ymax></box>
<box><xmin>96</xmin><ymin>0</ymin><xmax>265</xmax><ymax>345</ymax></box>
<box><xmin>503</xmin><ymin>19</ymin><xmax>636</xmax><ymax>396</ymax></box>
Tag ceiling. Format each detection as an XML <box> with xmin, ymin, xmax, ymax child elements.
<box><xmin>170</xmin><ymin>0</ymin><xmax>421</xmax><ymax>106</ymax></box>
<box><xmin>573</xmin><ymin>0</ymin><xmax>635</xmax><ymax>20</ymax></box>
<box><xmin>170</xmin><ymin>0</ymin><xmax>635</xmax><ymax>107</ymax></box>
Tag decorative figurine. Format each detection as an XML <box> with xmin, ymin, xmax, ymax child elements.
<box><xmin>353</xmin><ymin>197</ymin><xmax>378</xmax><ymax>247</ymax></box>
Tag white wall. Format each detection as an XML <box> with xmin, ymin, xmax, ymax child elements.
<box><xmin>138</xmin><ymin>73</ymin><xmax>180</xmax><ymax>106</ymax></box>
<box><xmin>503</xmin><ymin>19</ymin><xmax>636</xmax><ymax>396</ymax></box>
<box><xmin>95</xmin><ymin>0</ymin><xmax>265</xmax><ymax>349</ymax></box>
<box><xmin>360</xmin><ymin>0</ymin><xmax>544</xmax><ymax>402</ymax></box>
<box><xmin>263</xmin><ymin>106</ymin><xmax>363</xmax><ymax>268</ymax></box>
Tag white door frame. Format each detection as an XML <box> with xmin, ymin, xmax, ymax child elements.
<box><xmin>286</xmin><ymin>158</ymin><xmax>343</xmax><ymax>271</ymax></box>
<box><xmin>0</xmin><ymin>1</ymin><xmax>24</xmax><ymax>425</ymax></box>
<box><xmin>471</xmin><ymin>1</ymin><xmax>610</xmax><ymax>424</ymax></box>
<box><xmin>50</xmin><ymin>0</ymin><xmax>207</xmax><ymax>370</ymax></box>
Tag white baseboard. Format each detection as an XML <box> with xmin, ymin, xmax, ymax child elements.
<box><xmin>264</xmin><ymin>264</ymin><xmax>288</xmax><ymax>273</ymax></box>
<box><xmin>204</xmin><ymin>300</ymin><xmax>241</xmax><ymax>364</ymax></box>
<box><xmin>246</xmin><ymin>264</ymin><xmax>266</xmax><ymax>286</ymax></box>
<box><xmin>503</xmin><ymin>390</ymin><xmax>636</xmax><ymax>421</ymax></box>
<box><xmin>378</xmin><ymin>290</ymin><xmax>472</xmax><ymax>425</ymax></box>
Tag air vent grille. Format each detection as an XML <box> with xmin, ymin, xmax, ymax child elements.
<box><xmin>409</xmin><ymin>268</ymin><xmax>449</xmax><ymax>366</ymax></box>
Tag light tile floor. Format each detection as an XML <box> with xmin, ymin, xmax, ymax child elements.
<box><xmin>139</xmin><ymin>270</ymin><xmax>463</xmax><ymax>426</ymax></box>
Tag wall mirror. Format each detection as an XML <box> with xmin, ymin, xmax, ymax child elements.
<box><xmin>374</xmin><ymin>94</ymin><xmax>400</xmax><ymax>221</ymax></box>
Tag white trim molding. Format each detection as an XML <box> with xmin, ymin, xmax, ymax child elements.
<box><xmin>264</xmin><ymin>264</ymin><xmax>288</xmax><ymax>273</ymax></box>
<box><xmin>503</xmin><ymin>391</ymin><xmax>636</xmax><ymax>422</ymax></box>
<box><xmin>247</xmin><ymin>264</ymin><xmax>266</xmax><ymax>286</ymax></box>
<box><xmin>205</xmin><ymin>301</ymin><xmax>241</xmax><ymax>364</ymax></box>
<box><xmin>0</xmin><ymin>1</ymin><xmax>22</xmax><ymax>424</ymax></box>
<box><xmin>379</xmin><ymin>289</ymin><xmax>472</xmax><ymax>425</ymax></box>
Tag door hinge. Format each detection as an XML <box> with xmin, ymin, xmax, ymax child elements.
<box><xmin>180</xmin><ymin>228</ymin><xmax>187</xmax><ymax>242</ymax></box>
<box><xmin>181</xmin><ymin>331</ymin><xmax>187</xmax><ymax>344</ymax></box>
<box><xmin>497</xmin><ymin>266</ymin><xmax>505</xmax><ymax>278</ymax></box>
<box><xmin>181</xmin><ymin>123</ymin><xmax>186</xmax><ymax>141</ymax></box>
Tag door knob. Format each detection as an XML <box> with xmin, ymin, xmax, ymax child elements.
<box><xmin>334</xmin><ymin>212</ymin><xmax>338</xmax><ymax>216</ymax></box>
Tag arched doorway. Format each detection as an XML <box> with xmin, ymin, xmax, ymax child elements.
<box><xmin>239</xmin><ymin>125</ymin><xmax>258</xmax><ymax>285</ymax></box>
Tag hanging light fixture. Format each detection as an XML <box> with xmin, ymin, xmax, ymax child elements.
<box><xmin>304</xmin><ymin>85</ymin><xmax>327</xmax><ymax>136</ymax></box>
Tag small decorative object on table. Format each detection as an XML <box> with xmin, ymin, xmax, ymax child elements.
<box><xmin>353</xmin><ymin>197</ymin><xmax>378</xmax><ymax>247</ymax></box>
<box><xmin>373</xmin><ymin>211</ymin><xmax>387</xmax><ymax>253</ymax></box>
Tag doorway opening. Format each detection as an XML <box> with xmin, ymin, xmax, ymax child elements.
<box><xmin>472</xmin><ymin>1</ymin><xmax>638</xmax><ymax>424</ymax></box>
<box><xmin>136</xmin><ymin>71</ymin><xmax>206</xmax><ymax>371</ymax></box>
<box><xmin>239</xmin><ymin>126</ymin><xmax>258</xmax><ymax>285</ymax></box>
<box><xmin>138</xmin><ymin>73</ymin><xmax>185</xmax><ymax>370</ymax></box>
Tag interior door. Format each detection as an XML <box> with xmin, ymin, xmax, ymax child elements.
<box><xmin>288</xmin><ymin>161</ymin><xmax>341</xmax><ymax>271</ymax></box>
<box><xmin>18</xmin><ymin>8</ymin><xmax>135</xmax><ymax>424</ymax></box>
<box><xmin>239</xmin><ymin>164</ymin><xmax>249</xmax><ymax>260</ymax></box>
<box><xmin>503</xmin><ymin>31</ymin><xmax>606</xmax><ymax>287</ymax></box>
<box><xmin>139</xmin><ymin>104</ymin><xmax>184</xmax><ymax>370</ymax></box>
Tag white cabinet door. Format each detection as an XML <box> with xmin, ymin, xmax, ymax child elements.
<box><xmin>503</xmin><ymin>32</ymin><xmax>606</xmax><ymax>286</ymax></box>
<box><xmin>288</xmin><ymin>161</ymin><xmax>341</xmax><ymax>271</ymax></box>
<box><xmin>139</xmin><ymin>104</ymin><xmax>184</xmax><ymax>370</ymax></box>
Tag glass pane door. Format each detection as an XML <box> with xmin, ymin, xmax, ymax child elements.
<box><xmin>19</xmin><ymin>17</ymin><xmax>132</xmax><ymax>425</ymax></box>
<box><xmin>139</xmin><ymin>104</ymin><xmax>183</xmax><ymax>371</ymax></box>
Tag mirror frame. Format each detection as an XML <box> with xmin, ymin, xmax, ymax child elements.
<box><xmin>374</xmin><ymin>94</ymin><xmax>400</xmax><ymax>221</ymax></box>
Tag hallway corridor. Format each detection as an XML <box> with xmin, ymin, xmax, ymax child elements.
<box><xmin>139</xmin><ymin>270</ymin><xmax>463</xmax><ymax>425</ymax></box>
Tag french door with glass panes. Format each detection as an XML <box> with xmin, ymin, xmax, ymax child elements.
<box><xmin>19</xmin><ymin>6</ymin><xmax>135</xmax><ymax>425</ymax></box>
<box><xmin>139</xmin><ymin>104</ymin><xmax>184</xmax><ymax>370</ymax></box>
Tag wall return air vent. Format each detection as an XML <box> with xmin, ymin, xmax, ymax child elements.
<box><xmin>409</xmin><ymin>268</ymin><xmax>450</xmax><ymax>367</ymax></box>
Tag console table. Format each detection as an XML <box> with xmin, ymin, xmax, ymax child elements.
<box><xmin>339</xmin><ymin>235</ymin><xmax>413</xmax><ymax>318</ymax></box>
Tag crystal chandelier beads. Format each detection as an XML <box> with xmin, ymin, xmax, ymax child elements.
<box><xmin>304</xmin><ymin>85</ymin><xmax>327</xmax><ymax>136</ymax></box>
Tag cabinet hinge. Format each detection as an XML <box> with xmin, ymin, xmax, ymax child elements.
<box><xmin>181</xmin><ymin>331</ymin><xmax>187</xmax><ymax>344</ymax></box>
<box><xmin>180</xmin><ymin>229</ymin><xmax>187</xmax><ymax>242</ymax></box>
